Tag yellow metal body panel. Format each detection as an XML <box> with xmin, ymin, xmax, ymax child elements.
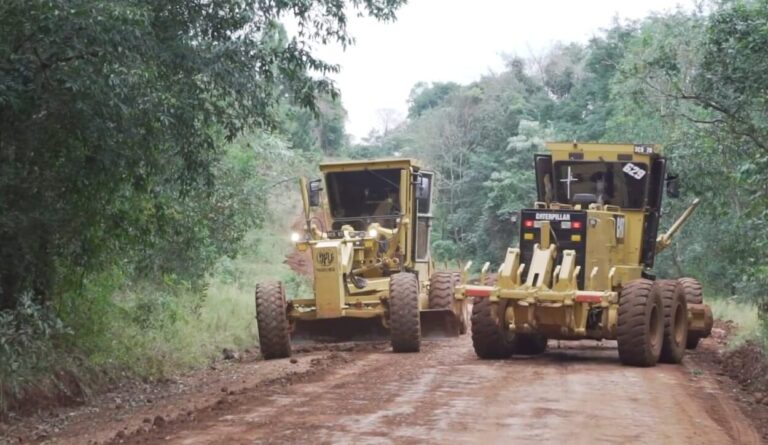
<box><xmin>582</xmin><ymin>209</ymin><xmax>643</xmax><ymax>290</ymax></box>
<box><xmin>318</xmin><ymin>158</ymin><xmax>422</xmax><ymax>172</ymax></box>
<box><xmin>312</xmin><ymin>241</ymin><xmax>347</xmax><ymax>318</ymax></box>
<box><xmin>547</xmin><ymin>142</ymin><xmax>660</xmax><ymax>162</ymax></box>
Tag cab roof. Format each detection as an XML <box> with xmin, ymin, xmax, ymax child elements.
<box><xmin>545</xmin><ymin>142</ymin><xmax>662</xmax><ymax>162</ymax></box>
<box><xmin>319</xmin><ymin>157</ymin><xmax>422</xmax><ymax>173</ymax></box>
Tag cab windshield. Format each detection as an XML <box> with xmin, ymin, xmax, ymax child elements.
<box><xmin>325</xmin><ymin>169</ymin><xmax>401</xmax><ymax>230</ymax></box>
<box><xmin>553</xmin><ymin>161</ymin><xmax>648</xmax><ymax>209</ymax></box>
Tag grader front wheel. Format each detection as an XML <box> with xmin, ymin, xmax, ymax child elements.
<box><xmin>255</xmin><ymin>282</ymin><xmax>292</xmax><ymax>359</ymax></box>
<box><xmin>389</xmin><ymin>272</ymin><xmax>421</xmax><ymax>353</ymax></box>
<box><xmin>427</xmin><ymin>272</ymin><xmax>469</xmax><ymax>335</ymax></box>
<box><xmin>428</xmin><ymin>272</ymin><xmax>455</xmax><ymax>309</ymax></box>
<box><xmin>617</xmin><ymin>279</ymin><xmax>664</xmax><ymax>367</ymax></box>
<box><xmin>471</xmin><ymin>298</ymin><xmax>514</xmax><ymax>359</ymax></box>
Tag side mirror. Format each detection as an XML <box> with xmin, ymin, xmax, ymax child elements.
<box><xmin>415</xmin><ymin>175</ymin><xmax>430</xmax><ymax>200</ymax></box>
<box><xmin>308</xmin><ymin>179</ymin><xmax>322</xmax><ymax>207</ymax></box>
<box><xmin>666</xmin><ymin>175</ymin><xmax>680</xmax><ymax>198</ymax></box>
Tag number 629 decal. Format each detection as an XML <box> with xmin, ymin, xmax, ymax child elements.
<box><xmin>622</xmin><ymin>162</ymin><xmax>646</xmax><ymax>180</ymax></box>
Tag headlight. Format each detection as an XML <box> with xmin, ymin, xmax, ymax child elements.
<box><xmin>290</xmin><ymin>232</ymin><xmax>301</xmax><ymax>243</ymax></box>
<box><xmin>368</xmin><ymin>228</ymin><xmax>378</xmax><ymax>238</ymax></box>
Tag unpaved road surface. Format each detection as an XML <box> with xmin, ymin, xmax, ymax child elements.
<box><xmin>3</xmin><ymin>336</ymin><xmax>762</xmax><ymax>445</ymax></box>
<box><xmin>120</xmin><ymin>339</ymin><xmax>760</xmax><ymax>445</ymax></box>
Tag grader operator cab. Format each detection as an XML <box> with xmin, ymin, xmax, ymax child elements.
<box><xmin>255</xmin><ymin>158</ymin><xmax>468</xmax><ymax>359</ymax></box>
<box><xmin>459</xmin><ymin>142</ymin><xmax>713</xmax><ymax>367</ymax></box>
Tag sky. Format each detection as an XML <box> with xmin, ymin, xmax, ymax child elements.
<box><xmin>309</xmin><ymin>0</ymin><xmax>689</xmax><ymax>141</ymax></box>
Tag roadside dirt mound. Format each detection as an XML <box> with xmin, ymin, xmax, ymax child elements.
<box><xmin>722</xmin><ymin>340</ymin><xmax>768</xmax><ymax>396</ymax></box>
<box><xmin>0</xmin><ymin>348</ymin><xmax>353</xmax><ymax>445</ymax></box>
<box><xmin>1</xmin><ymin>368</ymin><xmax>94</xmax><ymax>422</ymax></box>
<box><xmin>690</xmin><ymin>319</ymin><xmax>768</xmax><ymax>441</ymax></box>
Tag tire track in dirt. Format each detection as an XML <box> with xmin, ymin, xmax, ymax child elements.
<box><xmin>687</xmin><ymin>353</ymin><xmax>763</xmax><ymax>445</ymax></box>
<box><xmin>115</xmin><ymin>338</ymin><xmax>760</xmax><ymax>445</ymax></box>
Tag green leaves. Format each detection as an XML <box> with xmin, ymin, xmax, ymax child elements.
<box><xmin>0</xmin><ymin>0</ymin><xmax>403</xmax><ymax>309</ymax></box>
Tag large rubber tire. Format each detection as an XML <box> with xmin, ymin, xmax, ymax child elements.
<box><xmin>617</xmin><ymin>279</ymin><xmax>664</xmax><ymax>367</ymax></box>
<box><xmin>428</xmin><ymin>272</ymin><xmax>455</xmax><ymax>310</ymax></box>
<box><xmin>656</xmin><ymin>279</ymin><xmax>688</xmax><ymax>364</ymax></box>
<box><xmin>255</xmin><ymin>282</ymin><xmax>292</xmax><ymax>359</ymax></box>
<box><xmin>678</xmin><ymin>277</ymin><xmax>704</xmax><ymax>350</ymax></box>
<box><xmin>429</xmin><ymin>272</ymin><xmax>468</xmax><ymax>335</ymax></box>
<box><xmin>471</xmin><ymin>298</ymin><xmax>514</xmax><ymax>359</ymax></box>
<box><xmin>389</xmin><ymin>272</ymin><xmax>421</xmax><ymax>353</ymax></box>
<box><xmin>515</xmin><ymin>333</ymin><xmax>548</xmax><ymax>355</ymax></box>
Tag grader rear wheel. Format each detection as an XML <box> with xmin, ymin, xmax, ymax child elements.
<box><xmin>678</xmin><ymin>277</ymin><xmax>704</xmax><ymax>350</ymax></box>
<box><xmin>471</xmin><ymin>298</ymin><xmax>514</xmax><ymax>359</ymax></box>
<box><xmin>428</xmin><ymin>272</ymin><xmax>454</xmax><ymax>309</ymax></box>
<box><xmin>255</xmin><ymin>282</ymin><xmax>292</xmax><ymax>359</ymax></box>
<box><xmin>428</xmin><ymin>272</ymin><xmax>468</xmax><ymax>335</ymax></box>
<box><xmin>656</xmin><ymin>280</ymin><xmax>688</xmax><ymax>364</ymax></box>
<box><xmin>389</xmin><ymin>272</ymin><xmax>421</xmax><ymax>353</ymax></box>
<box><xmin>617</xmin><ymin>279</ymin><xmax>664</xmax><ymax>367</ymax></box>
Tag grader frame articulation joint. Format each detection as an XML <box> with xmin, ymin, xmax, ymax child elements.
<box><xmin>458</xmin><ymin>142</ymin><xmax>713</xmax><ymax>367</ymax></box>
<box><xmin>255</xmin><ymin>158</ymin><xmax>468</xmax><ymax>359</ymax></box>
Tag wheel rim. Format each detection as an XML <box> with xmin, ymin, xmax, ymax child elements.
<box><xmin>673</xmin><ymin>303</ymin><xmax>686</xmax><ymax>346</ymax></box>
<box><xmin>649</xmin><ymin>305</ymin><xmax>662</xmax><ymax>350</ymax></box>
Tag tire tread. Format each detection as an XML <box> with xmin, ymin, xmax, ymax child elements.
<box><xmin>617</xmin><ymin>279</ymin><xmax>663</xmax><ymax>367</ymax></box>
<box><xmin>471</xmin><ymin>298</ymin><xmax>513</xmax><ymax>359</ymax></box>
<box><xmin>389</xmin><ymin>272</ymin><xmax>421</xmax><ymax>352</ymax></box>
<box><xmin>255</xmin><ymin>282</ymin><xmax>292</xmax><ymax>359</ymax></box>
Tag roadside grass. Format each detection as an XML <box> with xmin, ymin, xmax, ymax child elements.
<box><xmin>709</xmin><ymin>297</ymin><xmax>763</xmax><ymax>348</ymax></box>
<box><xmin>98</xmin><ymin>182</ymin><xmax>308</xmax><ymax>377</ymax></box>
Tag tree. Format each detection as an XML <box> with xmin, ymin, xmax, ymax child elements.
<box><xmin>0</xmin><ymin>0</ymin><xmax>405</xmax><ymax>309</ymax></box>
<box><xmin>376</xmin><ymin>108</ymin><xmax>405</xmax><ymax>136</ymax></box>
<box><xmin>407</xmin><ymin>81</ymin><xmax>461</xmax><ymax>118</ymax></box>
<box><xmin>607</xmin><ymin>4</ymin><xmax>768</xmax><ymax>300</ymax></box>
<box><xmin>280</xmin><ymin>95</ymin><xmax>348</xmax><ymax>155</ymax></box>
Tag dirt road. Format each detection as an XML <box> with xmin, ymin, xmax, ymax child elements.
<box><xmin>3</xmin><ymin>336</ymin><xmax>761</xmax><ymax>444</ymax></box>
<box><xmin>91</xmin><ymin>337</ymin><xmax>759</xmax><ymax>445</ymax></box>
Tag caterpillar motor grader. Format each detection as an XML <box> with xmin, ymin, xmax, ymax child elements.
<box><xmin>255</xmin><ymin>158</ymin><xmax>468</xmax><ymax>359</ymax></box>
<box><xmin>458</xmin><ymin>142</ymin><xmax>713</xmax><ymax>367</ymax></box>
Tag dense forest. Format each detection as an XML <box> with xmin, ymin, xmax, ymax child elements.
<box><xmin>1</xmin><ymin>0</ymin><xmax>766</xmax><ymax>411</ymax></box>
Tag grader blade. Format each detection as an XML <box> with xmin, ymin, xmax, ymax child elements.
<box><xmin>291</xmin><ymin>318</ymin><xmax>389</xmax><ymax>343</ymax></box>
<box><xmin>420</xmin><ymin>309</ymin><xmax>462</xmax><ymax>338</ymax></box>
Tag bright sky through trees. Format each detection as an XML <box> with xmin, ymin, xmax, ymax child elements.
<box><xmin>313</xmin><ymin>0</ymin><xmax>690</xmax><ymax>140</ymax></box>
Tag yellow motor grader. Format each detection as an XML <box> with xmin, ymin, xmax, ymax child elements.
<box><xmin>255</xmin><ymin>158</ymin><xmax>468</xmax><ymax>359</ymax></box>
<box><xmin>458</xmin><ymin>142</ymin><xmax>713</xmax><ymax>367</ymax></box>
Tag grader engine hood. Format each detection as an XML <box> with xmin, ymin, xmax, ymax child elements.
<box><xmin>311</xmin><ymin>239</ymin><xmax>354</xmax><ymax>318</ymax></box>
